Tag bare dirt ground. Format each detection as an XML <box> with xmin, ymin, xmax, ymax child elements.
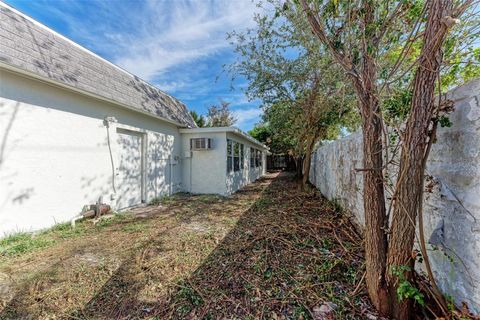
<box><xmin>0</xmin><ymin>172</ymin><xmax>375</xmax><ymax>319</ymax></box>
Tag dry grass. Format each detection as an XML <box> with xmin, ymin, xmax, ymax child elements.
<box><xmin>0</xmin><ymin>172</ymin><xmax>376</xmax><ymax>319</ymax></box>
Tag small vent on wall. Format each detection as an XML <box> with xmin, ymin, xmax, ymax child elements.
<box><xmin>190</xmin><ymin>138</ymin><xmax>213</xmax><ymax>150</ymax></box>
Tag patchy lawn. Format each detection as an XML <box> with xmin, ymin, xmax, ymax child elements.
<box><xmin>0</xmin><ymin>172</ymin><xmax>375</xmax><ymax>319</ymax></box>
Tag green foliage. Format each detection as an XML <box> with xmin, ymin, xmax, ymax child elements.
<box><xmin>94</xmin><ymin>213</ymin><xmax>132</xmax><ymax>229</ymax></box>
<box><xmin>292</xmin><ymin>304</ymin><xmax>311</xmax><ymax>320</ymax></box>
<box><xmin>0</xmin><ymin>221</ymin><xmax>91</xmax><ymax>257</ymax></box>
<box><xmin>438</xmin><ymin>115</ymin><xmax>452</xmax><ymax>128</ymax></box>
<box><xmin>190</xmin><ymin>110</ymin><xmax>206</xmax><ymax>127</ymax></box>
<box><xmin>121</xmin><ymin>222</ymin><xmax>149</xmax><ymax>233</ymax></box>
<box><xmin>48</xmin><ymin>222</ymin><xmax>87</xmax><ymax>239</ymax></box>
<box><xmin>446</xmin><ymin>294</ymin><xmax>456</xmax><ymax>312</ymax></box>
<box><xmin>383</xmin><ymin>88</ymin><xmax>412</xmax><ymax>124</ymax></box>
<box><xmin>178</xmin><ymin>283</ymin><xmax>203</xmax><ymax>306</ymax></box>
<box><xmin>391</xmin><ymin>265</ymin><xmax>425</xmax><ymax>306</ymax></box>
<box><xmin>243</xmin><ymin>1</ymin><xmax>478</xmax><ymax>315</ymax></box>
<box><xmin>228</xmin><ymin>8</ymin><xmax>358</xmax><ymax>157</ymax></box>
<box><xmin>285</xmin><ymin>0</ymin><xmax>478</xmax><ymax>126</ymax></box>
<box><xmin>149</xmin><ymin>197</ymin><xmax>162</xmax><ymax>206</ymax></box>
<box><xmin>441</xmin><ymin>15</ymin><xmax>480</xmax><ymax>89</ymax></box>
<box><xmin>0</xmin><ymin>232</ymin><xmax>54</xmax><ymax>257</ymax></box>
<box><xmin>148</xmin><ymin>195</ymin><xmax>175</xmax><ymax>206</ymax></box>
<box><xmin>248</xmin><ymin>124</ymin><xmax>271</xmax><ymax>144</ymax></box>
<box><xmin>174</xmin><ymin>281</ymin><xmax>204</xmax><ymax>317</ymax></box>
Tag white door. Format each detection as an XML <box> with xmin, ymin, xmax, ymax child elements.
<box><xmin>116</xmin><ymin>128</ymin><xmax>144</xmax><ymax>209</ymax></box>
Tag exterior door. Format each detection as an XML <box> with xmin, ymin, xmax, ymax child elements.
<box><xmin>116</xmin><ymin>128</ymin><xmax>144</xmax><ymax>209</ymax></box>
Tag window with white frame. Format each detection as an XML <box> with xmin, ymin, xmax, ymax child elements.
<box><xmin>240</xmin><ymin>144</ymin><xmax>244</xmax><ymax>170</ymax></box>
<box><xmin>227</xmin><ymin>139</ymin><xmax>233</xmax><ymax>173</ymax></box>
<box><xmin>227</xmin><ymin>139</ymin><xmax>244</xmax><ymax>173</ymax></box>
<box><xmin>250</xmin><ymin>147</ymin><xmax>255</xmax><ymax>167</ymax></box>
<box><xmin>233</xmin><ymin>142</ymin><xmax>240</xmax><ymax>171</ymax></box>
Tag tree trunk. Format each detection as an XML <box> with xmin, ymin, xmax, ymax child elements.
<box><xmin>352</xmin><ymin>2</ymin><xmax>391</xmax><ymax>314</ymax></box>
<box><xmin>359</xmin><ymin>93</ymin><xmax>390</xmax><ymax>316</ymax></box>
<box><xmin>387</xmin><ymin>1</ymin><xmax>453</xmax><ymax>318</ymax></box>
<box><xmin>295</xmin><ymin>155</ymin><xmax>303</xmax><ymax>179</ymax></box>
<box><xmin>301</xmin><ymin>136</ymin><xmax>316</xmax><ymax>189</ymax></box>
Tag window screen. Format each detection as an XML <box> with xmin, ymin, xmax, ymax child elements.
<box><xmin>227</xmin><ymin>139</ymin><xmax>233</xmax><ymax>173</ymax></box>
<box><xmin>250</xmin><ymin>147</ymin><xmax>255</xmax><ymax>167</ymax></box>
<box><xmin>234</xmin><ymin>142</ymin><xmax>240</xmax><ymax>171</ymax></box>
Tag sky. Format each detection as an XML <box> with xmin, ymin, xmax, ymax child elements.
<box><xmin>5</xmin><ymin>0</ymin><xmax>264</xmax><ymax>131</ymax></box>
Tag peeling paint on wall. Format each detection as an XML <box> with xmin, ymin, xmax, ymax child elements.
<box><xmin>310</xmin><ymin>79</ymin><xmax>480</xmax><ymax>314</ymax></box>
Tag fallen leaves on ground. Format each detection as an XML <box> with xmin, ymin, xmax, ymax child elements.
<box><xmin>0</xmin><ymin>172</ymin><xmax>377</xmax><ymax>319</ymax></box>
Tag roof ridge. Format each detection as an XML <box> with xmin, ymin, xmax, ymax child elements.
<box><xmin>0</xmin><ymin>1</ymin><xmax>196</xmax><ymax>127</ymax></box>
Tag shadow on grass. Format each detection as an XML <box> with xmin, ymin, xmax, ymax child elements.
<box><xmin>1</xmin><ymin>172</ymin><xmax>370</xmax><ymax>319</ymax></box>
<box><xmin>75</xmin><ymin>174</ymin><xmax>279</xmax><ymax>319</ymax></box>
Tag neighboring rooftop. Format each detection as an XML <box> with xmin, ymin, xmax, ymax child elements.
<box><xmin>0</xmin><ymin>2</ymin><xmax>196</xmax><ymax>127</ymax></box>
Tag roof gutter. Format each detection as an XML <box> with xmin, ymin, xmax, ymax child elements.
<box><xmin>0</xmin><ymin>62</ymin><xmax>191</xmax><ymax>128</ymax></box>
<box><xmin>179</xmin><ymin>126</ymin><xmax>270</xmax><ymax>151</ymax></box>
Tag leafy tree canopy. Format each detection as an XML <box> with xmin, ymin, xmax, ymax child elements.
<box><xmin>205</xmin><ymin>101</ymin><xmax>237</xmax><ymax>127</ymax></box>
<box><xmin>190</xmin><ymin>110</ymin><xmax>206</xmax><ymax>128</ymax></box>
<box><xmin>228</xmin><ymin>7</ymin><xmax>358</xmax><ymax>159</ymax></box>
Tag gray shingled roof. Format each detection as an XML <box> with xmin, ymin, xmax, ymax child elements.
<box><xmin>0</xmin><ymin>3</ymin><xmax>196</xmax><ymax>127</ymax></box>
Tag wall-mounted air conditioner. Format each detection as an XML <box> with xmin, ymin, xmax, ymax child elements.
<box><xmin>190</xmin><ymin>138</ymin><xmax>213</xmax><ymax>150</ymax></box>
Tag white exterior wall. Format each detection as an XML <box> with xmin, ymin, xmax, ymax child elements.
<box><xmin>180</xmin><ymin>131</ymin><xmax>268</xmax><ymax>196</ymax></box>
<box><xmin>180</xmin><ymin>132</ymin><xmax>227</xmax><ymax>195</ymax></box>
<box><xmin>309</xmin><ymin>79</ymin><xmax>480</xmax><ymax>314</ymax></box>
<box><xmin>0</xmin><ymin>70</ymin><xmax>182</xmax><ymax>235</ymax></box>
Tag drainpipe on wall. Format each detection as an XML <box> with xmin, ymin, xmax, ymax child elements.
<box><xmin>169</xmin><ymin>155</ymin><xmax>173</xmax><ymax>196</ymax></box>
<box><xmin>104</xmin><ymin>116</ymin><xmax>118</xmax><ymax>201</ymax></box>
<box><xmin>190</xmin><ymin>153</ymin><xmax>193</xmax><ymax>193</ymax></box>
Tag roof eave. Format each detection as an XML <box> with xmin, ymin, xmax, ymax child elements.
<box><xmin>0</xmin><ymin>62</ymin><xmax>191</xmax><ymax>128</ymax></box>
<box><xmin>179</xmin><ymin>126</ymin><xmax>269</xmax><ymax>151</ymax></box>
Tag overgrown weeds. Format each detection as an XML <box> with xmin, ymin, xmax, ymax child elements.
<box><xmin>152</xmin><ymin>173</ymin><xmax>375</xmax><ymax>319</ymax></box>
<box><xmin>0</xmin><ymin>173</ymin><xmax>378</xmax><ymax>319</ymax></box>
<box><xmin>0</xmin><ymin>232</ymin><xmax>55</xmax><ymax>257</ymax></box>
<box><xmin>0</xmin><ymin>221</ymin><xmax>90</xmax><ymax>258</ymax></box>
<box><xmin>0</xmin><ymin>213</ymin><xmax>138</xmax><ymax>258</ymax></box>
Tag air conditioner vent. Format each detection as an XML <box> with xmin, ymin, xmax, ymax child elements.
<box><xmin>190</xmin><ymin>138</ymin><xmax>213</xmax><ymax>150</ymax></box>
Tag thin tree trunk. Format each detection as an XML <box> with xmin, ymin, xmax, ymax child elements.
<box><xmin>301</xmin><ymin>135</ymin><xmax>316</xmax><ymax>189</ymax></box>
<box><xmin>387</xmin><ymin>1</ymin><xmax>453</xmax><ymax>318</ymax></box>
<box><xmin>300</xmin><ymin>0</ymin><xmax>389</xmax><ymax>315</ymax></box>
<box><xmin>295</xmin><ymin>155</ymin><xmax>303</xmax><ymax>179</ymax></box>
<box><xmin>353</xmin><ymin>2</ymin><xmax>390</xmax><ymax>314</ymax></box>
<box><xmin>359</xmin><ymin>93</ymin><xmax>390</xmax><ymax>316</ymax></box>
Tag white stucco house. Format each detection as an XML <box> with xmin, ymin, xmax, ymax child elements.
<box><xmin>0</xmin><ymin>3</ymin><xmax>268</xmax><ymax>235</ymax></box>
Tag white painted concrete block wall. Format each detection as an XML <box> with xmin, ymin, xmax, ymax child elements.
<box><xmin>181</xmin><ymin>132</ymin><xmax>227</xmax><ymax>195</ymax></box>
<box><xmin>309</xmin><ymin>79</ymin><xmax>480</xmax><ymax>313</ymax></box>
<box><xmin>180</xmin><ymin>132</ymin><xmax>267</xmax><ymax>196</ymax></box>
<box><xmin>0</xmin><ymin>70</ymin><xmax>182</xmax><ymax>235</ymax></box>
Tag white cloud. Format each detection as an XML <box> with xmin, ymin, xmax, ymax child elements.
<box><xmin>112</xmin><ymin>0</ymin><xmax>260</xmax><ymax>81</ymax></box>
<box><xmin>19</xmin><ymin>0</ymin><xmax>266</xmax><ymax>131</ymax></box>
<box><xmin>232</xmin><ymin>107</ymin><xmax>262</xmax><ymax>128</ymax></box>
<box><xmin>27</xmin><ymin>0</ymin><xmax>260</xmax><ymax>81</ymax></box>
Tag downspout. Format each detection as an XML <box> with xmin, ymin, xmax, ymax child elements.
<box><xmin>71</xmin><ymin>116</ymin><xmax>118</xmax><ymax>228</ymax></box>
<box><xmin>189</xmin><ymin>152</ymin><xmax>193</xmax><ymax>193</ymax></box>
<box><xmin>104</xmin><ymin>116</ymin><xmax>118</xmax><ymax>197</ymax></box>
<box><xmin>169</xmin><ymin>155</ymin><xmax>173</xmax><ymax>195</ymax></box>
<box><xmin>154</xmin><ymin>143</ymin><xmax>158</xmax><ymax>198</ymax></box>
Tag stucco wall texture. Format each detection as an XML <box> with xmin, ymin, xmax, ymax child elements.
<box><xmin>0</xmin><ymin>69</ymin><xmax>183</xmax><ymax>235</ymax></box>
<box><xmin>309</xmin><ymin>79</ymin><xmax>480</xmax><ymax>314</ymax></box>
<box><xmin>180</xmin><ymin>131</ymin><xmax>267</xmax><ymax>196</ymax></box>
